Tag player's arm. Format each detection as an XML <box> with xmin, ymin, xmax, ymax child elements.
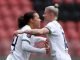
<box><xmin>22</xmin><ymin>41</ymin><xmax>47</xmax><ymax>54</ymax></box>
<box><xmin>27</xmin><ymin>28</ymin><xmax>50</xmax><ymax>35</ymax></box>
<box><xmin>32</xmin><ymin>36</ymin><xmax>47</xmax><ymax>42</ymax></box>
<box><xmin>15</xmin><ymin>27</ymin><xmax>50</xmax><ymax>35</ymax></box>
<box><xmin>21</xmin><ymin>34</ymin><xmax>50</xmax><ymax>54</ymax></box>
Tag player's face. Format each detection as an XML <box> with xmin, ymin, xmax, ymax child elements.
<box><xmin>43</xmin><ymin>9</ymin><xmax>55</xmax><ymax>22</ymax></box>
<box><xmin>33</xmin><ymin>13</ymin><xmax>41</xmax><ymax>28</ymax></box>
<box><xmin>43</xmin><ymin>9</ymin><xmax>52</xmax><ymax>22</ymax></box>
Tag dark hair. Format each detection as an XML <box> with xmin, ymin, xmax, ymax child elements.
<box><xmin>18</xmin><ymin>11</ymin><xmax>36</xmax><ymax>29</ymax></box>
<box><xmin>18</xmin><ymin>16</ymin><xmax>25</xmax><ymax>29</ymax></box>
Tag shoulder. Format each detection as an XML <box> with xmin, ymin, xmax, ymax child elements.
<box><xmin>46</xmin><ymin>21</ymin><xmax>55</xmax><ymax>28</ymax></box>
<box><xmin>21</xmin><ymin>25</ymin><xmax>31</xmax><ymax>31</ymax></box>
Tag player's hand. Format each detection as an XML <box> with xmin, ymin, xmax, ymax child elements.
<box><xmin>44</xmin><ymin>40</ymin><xmax>50</xmax><ymax>54</ymax></box>
<box><xmin>14</xmin><ymin>30</ymin><xmax>18</xmax><ymax>36</ymax></box>
<box><xmin>45</xmin><ymin>46</ymin><xmax>50</xmax><ymax>54</ymax></box>
<box><xmin>44</xmin><ymin>40</ymin><xmax>49</xmax><ymax>49</ymax></box>
<box><xmin>14</xmin><ymin>30</ymin><xmax>22</xmax><ymax>36</ymax></box>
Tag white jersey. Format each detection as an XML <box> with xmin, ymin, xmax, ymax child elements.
<box><xmin>21</xmin><ymin>25</ymin><xmax>46</xmax><ymax>46</ymax></box>
<box><xmin>45</xmin><ymin>20</ymin><xmax>71</xmax><ymax>60</ymax></box>
<box><xmin>6</xmin><ymin>25</ymin><xmax>46</xmax><ymax>60</ymax></box>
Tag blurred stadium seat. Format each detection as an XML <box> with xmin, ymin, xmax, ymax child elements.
<box><xmin>0</xmin><ymin>20</ymin><xmax>4</xmax><ymax>29</ymax></box>
<box><xmin>52</xmin><ymin>0</ymin><xmax>62</xmax><ymax>4</ymax></box>
<box><xmin>0</xmin><ymin>0</ymin><xmax>7</xmax><ymax>6</ymax></box>
<box><xmin>76</xmin><ymin>21</ymin><xmax>80</xmax><ymax>32</ymax></box>
<box><xmin>65</xmin><ymin>21</ymin><xmax>76</xmax><ymax>30</ymax></box>
<box><xmin>75</xmin><ymin>0</ymin><xmax>80</xmax><ymax>5</ymax></box>
<box><xmin>8</xmin><ymin>0</ymin><xmax>19</xmax><ymax>5</ymax></box>
<box><xmin>63</xmin><ymin>0</ymin><xmax>74</xmax><ymax>4</ymax></box>
<box><xmin>0</xmin><ymin>7</ymin><xmax>11</xmax><ymax>17</ymax></box>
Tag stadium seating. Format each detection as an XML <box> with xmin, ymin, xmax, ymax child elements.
<box><xmin>63</xmin><ymin>0</ymin><xmax>74</xmax><ymax>4</ymax></box>
<box><xmin>75</xmin><ymin>0</ymin><xmax>80</xmax><ymax>4</ymax></box>
<box><xmin>76</xmin><ymin>21</ymin><xmax>80</xmax><ymax>32</ymax></box>
<box><xmin>52</xmin><ymin>0</ymin><xmax>62</xmax><ymax>4</ymax></box>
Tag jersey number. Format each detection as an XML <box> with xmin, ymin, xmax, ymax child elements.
<box><xmin>12</xmin><ymin>36</ymin><xmax>18</xmax><ymax>51</ymax></box>
<box><xmin>62</xmin><ymin>32</ymin><xmax>68</xmax><ymax>49</ymax></box>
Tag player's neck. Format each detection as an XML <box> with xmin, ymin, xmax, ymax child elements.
<box><xmin>29</xmin><ymin>23</ymin><xmax>34</xmax><ymax>29</ymax></box>
<box><xmin>50</xmin><ymin>17</ymin><xmax>57</xmax><ymax>22</ymax></box>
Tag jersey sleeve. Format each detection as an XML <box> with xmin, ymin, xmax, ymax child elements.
<box><xmin>21</xmin><ymin>34</ymin><xmax>46</xmax><ymax>54</ymax></box>
<box><xmin>22</xmin><ymin>40</ymin><xmax>46</xmax><ymax>54</ymax></box>
<box><xmin>31</xmin><ymin>36</ymin><xmax>46</xmax><ymax>43</ymax></box>
<box><xmin>45</xmin><ymin>22</ymin><xmax>55</xmax><ymax>34</ymax></box>
<box><xmin>21</xmin><ymin>25</ymin><xmax>31</xmax><ymax>32</ymax></box>
<box><xmin>21</xmin><ymin>33</ymin><xmax>31</xmax><ymax>44</ymax></box>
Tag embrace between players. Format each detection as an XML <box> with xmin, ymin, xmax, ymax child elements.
<box><xmin>6</xmin><ymin>4</ymin><xmax>72</xmax><ymax>60</ymax></box>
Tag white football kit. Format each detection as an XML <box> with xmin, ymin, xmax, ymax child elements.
<box><xmin>45</xmin><ymin>20</ymin><xmax>71</xmax><ymax>60</ymax></box>
<box><xmin>6</xmin><ymin>25</ymin><xmax>46</xmax><ymax>60</ymax></box>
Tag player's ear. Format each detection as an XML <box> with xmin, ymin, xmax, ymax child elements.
<box><xmin>30</xmin><ymin>18</ymin><xmax>33</xmax><ymax>23</ymax></box>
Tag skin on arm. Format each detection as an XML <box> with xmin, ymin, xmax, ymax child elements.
<box><xmin>15</xmin><ymin>27</ymin><xmax>50</xmax><ymax>35</ymax></box>
<box><xmin>32</xmin><ymin>36</ymin><xmax>47</xmax><ymax>42</ymax></box>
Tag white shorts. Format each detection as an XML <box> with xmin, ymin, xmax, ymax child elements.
<box><xmin>51</xmin><ymin>53</ymin><xmax>71</xmax><ymax>60</ymax></box>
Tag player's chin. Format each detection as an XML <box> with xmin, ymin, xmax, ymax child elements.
<box><xmin>37</xmin><ymin>25</ymin><xmax>40</xmax><ymax>28</ymax></box>
<box><xmin>44</xmin><ymin>19</ymin><xmax>49</xmax><ymax>21</ymax></box>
